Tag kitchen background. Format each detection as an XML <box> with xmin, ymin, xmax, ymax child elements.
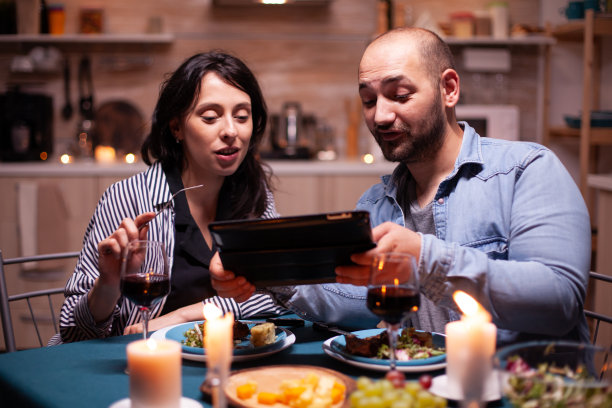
<box><xmin>0</xmin><ymin>0</ymin><xmax>608</xmax><ymax>166</ymax></box>
<box><xmin>0</xmin><ymin>0</ymin><xmax>611</xmax><ymax>348</ymax></box>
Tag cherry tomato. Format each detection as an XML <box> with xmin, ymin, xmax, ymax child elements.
<box><xmin>385</xmin><ymin>370</ymin><xmax>406</xmax><ymax>388</ymax></box>
<box><xmin>418</xmin><ymin>374</ymin><xmax>433</xmax><ymax>390</ymax></box>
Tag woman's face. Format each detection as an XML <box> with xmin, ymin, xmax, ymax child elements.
<box><xmin>174</xmin><ymin>72</ymin><xmax>253</xmax><ymax>178</ymax></box>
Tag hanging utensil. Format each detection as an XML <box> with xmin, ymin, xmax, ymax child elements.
<box><xmin>78</xmin><ymin>56</ymin><xmax>94</xmax><ymax>120</ymax></box>
<box><xmin>61</xmin><ymin>57</ymin><xmax>73</xmax><ymax>120</ymax></box>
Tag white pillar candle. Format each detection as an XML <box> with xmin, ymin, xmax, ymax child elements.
<box><xmin>445</xmin><ymin>291</ymin><xmax>497</xmax><ymax>399</ymax></box>
<box><xmin>126</xmin><ymin>338</ymin><xmax>182</xmax><ymax>408</ymax></box>
<box><xmin>203</xmin><ymin>303</ymin><xmax>233</xmax><ymax>408</ymax></box>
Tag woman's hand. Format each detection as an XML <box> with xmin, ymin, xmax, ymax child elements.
<box><xmin>97</xmin><ymin>212</ymin><xmax>156</xmax><ymax>286</ymax></box>
<box><xmin>209</xmin><ymin>252</ymin><xmax>255</xmax><ymax>303</ymax></box>
<box><xmin>88</xmin><ymin>212</ymin><xmax>156</xmax><ymax>324</ymax></box>
<box><xmin>335</xmin><ymin>222</ymin><xmax>421</xmax><ymax>286</ymax></box>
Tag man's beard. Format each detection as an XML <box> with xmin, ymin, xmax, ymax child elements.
<box><xmin>373</xmin><ymin>92</ymin><xmax>446</xmax><ymax>164</ymax></box>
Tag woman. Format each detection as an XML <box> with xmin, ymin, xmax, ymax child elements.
<box><xmin>50</xmin><ymin>51</ymin><xmax>286</xmax><ymax>344</ymax></box>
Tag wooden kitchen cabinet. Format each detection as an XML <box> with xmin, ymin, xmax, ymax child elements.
<box><xmin>0</xmin><ymin>160</ymin><xmax>393</xmax><ymax>349</ymax></box>
<box><xmin>542</xmin><ymin>10</ymin><xmax>612</xmax><ymax>218</ymax></box>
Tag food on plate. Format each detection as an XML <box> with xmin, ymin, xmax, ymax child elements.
<box><xmin>250</xmin><ymin>322</ymin><xmax>276</xmax><ymax>347</ymax></box>
<box><xmin>344</xmin><ymin>327</ymin><xmax>445</xmax><ymax>361</ymax></box>
<box><xmin>235</xmin><ymin>372</ymin><xmax>346</xmax><ymax>408</ymax></box>
<box><xmin>182</xmin><ymin>321</ymin><xmax>274</xmax><ymax>348</ymax></box>
<box><xmin>349</xmin><ymin>376</ymin><xmax>446</xmax><ymax>408</ymax></box>
<box><xmin>504</xmin><ymin>355</ymin><xmax>612</xmax><ymax>408</ymax></box>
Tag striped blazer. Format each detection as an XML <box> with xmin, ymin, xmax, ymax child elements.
<box><xmin>50</xmin><ymin>161</ymin><xmax>286</xmax><ymax>344</ymax></box>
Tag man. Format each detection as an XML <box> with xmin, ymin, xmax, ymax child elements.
<box><xmin>211</xmin><ymin>28</ymin><xmax>591</xmax><ymax>346</ymax></box>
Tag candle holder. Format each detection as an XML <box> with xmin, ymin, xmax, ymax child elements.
<box><xmin>204</xmin><ymin>367</ymin><xmax>228</xmax><ymax>408</ymax></box>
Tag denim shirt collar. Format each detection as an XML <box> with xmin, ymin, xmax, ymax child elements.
<box><xmin>381</xmin><ymin>121</ymin><xmax>482</xmax><ymax>200</ymax></box>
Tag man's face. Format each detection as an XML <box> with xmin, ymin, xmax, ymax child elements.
<box><xmin>358</xmin><ymin>39</ymin><xmax>446</xmax><ymax>164</ymax></box>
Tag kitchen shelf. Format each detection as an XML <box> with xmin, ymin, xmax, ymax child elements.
<box><xmin>444</xmin><ymin>35</ymin><xmax>555</xmax><ymax>46</ymax></box>
<box><xmin>0</xmin><ymin>33</ymin><xmax>174</xmax><ymax>53</ymax></box>
<box><xmin>542</xmin><ymin>10</ymin><xmax>612</xmax><ymax>219</ymax></box>
<box><xmin>548</xmin><ymin>125</ymin><xmax>612</xmax><ymax>145</ymax></box>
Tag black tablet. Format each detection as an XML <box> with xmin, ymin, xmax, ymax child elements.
<box><xmin>209</xmin><ymin>211</ymin><xmax>375</xmax><ymax>287</ymax></box>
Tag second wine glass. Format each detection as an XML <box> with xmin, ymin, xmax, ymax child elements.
<box><xmin>120</xmin><ymin>240</ymin><xmax>170</xmax><ymax>340</ymax></box>
<box><xmin>366</xmin><ymin>252</ymin><xmax>419</xmax><ymax>372</ymax></box>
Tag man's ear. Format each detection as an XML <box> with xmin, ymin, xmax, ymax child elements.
<box><xmin>440</xmin><ymin>68</ymin><xmax>460</xmax><ymax>108</ymax></box>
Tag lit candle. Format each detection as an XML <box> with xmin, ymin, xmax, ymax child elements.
<box><xmin>126</xmin><ymin>338</ymin><xmax>182</xmax><ymax>408</ymax></box>
<box><xmin>94</xmin><ymin>145</ymin><xmax>116</xmax><ymax>163</ymax></box>
<box><xmin>203</xmin><ymin>303</ymin><xmax>233</xmax><ymax>408</ymax></box>
<box><xmin>445</xmin><ymin>291</ymin><xmax>497</xmax><ymax>401</ymax></box>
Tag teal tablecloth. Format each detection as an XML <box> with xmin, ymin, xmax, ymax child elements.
<box><xmin>0</xmin><ymin>320</ymin><xmax>505</xmax><ymax>408</ymax></box>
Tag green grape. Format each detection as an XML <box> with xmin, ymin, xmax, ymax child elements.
<box><xmin>381</xmin><ymin>389</ymin><xmax>401</xmax><ymax>407</ymax></box>
<box><xmin>416</xmin><ymin>390</ymin><xmax>436</xmax><ymax>408</ymax></box>
<box><xmin>433</xmin><ymin>396</ymin><xmax>447</xmax><ymax>408</ymax></box>
<box><xmin>404</xmin><ymin>381</ymin><xmax>422</xmax><ymax>397</ymax></box>
<box><xmin>390</xmin><ymin>399</ymin><xmax>413</xmax><ymax>408</ymax></box>
<box><xmin>350</xmin><ymin>378</ymin><xmax>444</xmax><ymax>408</ymax></box>
<box><xmin>357</xmin><ymin>376</ymin><xmax>373</xmax><ymax>391</ymax></box>
<box><xmin>351</xmin><ymin>390</ymin><xmax>367</xmax><ymax>407</ymax></box>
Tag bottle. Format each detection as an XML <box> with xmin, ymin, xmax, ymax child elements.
<box><xmin>489</xmin><ymin>1</ymin><xmax>509</xmax><ymax>39</ymax></box>
<box><xmin>39</xmin><ymin>0</ymin><xmax>49</xmax><ymax>34</ymax></box>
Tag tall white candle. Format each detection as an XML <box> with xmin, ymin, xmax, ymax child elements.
<box><xmin>445</xmin><ymin>291</ymin><xmax>497</xmax><ymax>400</ymax></box>
<box><xmin>203</xmin><ymin>303</ymin><xmax>233</xmax><ymax>408</ymax></box>
<box><xmin>126</xmin><ymin>338</ymin><xmax>182</xmax><ymax>408</ymax></box>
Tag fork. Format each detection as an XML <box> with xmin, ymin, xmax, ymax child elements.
<box><xmin>138</xmin><ymin>184</ymin><xmax>204</xmax><ymax>230</ymax></box>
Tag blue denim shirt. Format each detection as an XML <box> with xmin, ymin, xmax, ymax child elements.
<box><xmin>273</xmin><ymin>123</ymin><xmax>591</xmax><ymax>346</ymax></box>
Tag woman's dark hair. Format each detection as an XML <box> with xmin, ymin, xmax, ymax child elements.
<box><xmin>141</xmin><ymin>51</ymin><xmax>271</xmax><ymax>219</ymax></box>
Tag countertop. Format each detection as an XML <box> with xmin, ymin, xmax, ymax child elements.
<box><xmin>0</xmin><ymin>160</ymin><xmax>397</xmax><ymax>177</ymax></box>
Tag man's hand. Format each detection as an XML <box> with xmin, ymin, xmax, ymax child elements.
<box><xmin>335</xmin><ymin>222</ymin><xmax>421</xmax><ymax>286</ymax></box>
<box><xmin>209</xmin><ymin>252</ymin><xmax>255</xmax><ymax>303</ymax></box>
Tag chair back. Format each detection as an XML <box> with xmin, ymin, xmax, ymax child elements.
<box><xmin>0</xmin><ymin>250</ymin><xmax>79</xmax><ymax>352</ymax></box>
<box><xmin>585</xmin><ymin>271</ymin><xmax>612</xmax><ymax>346</ymax></box>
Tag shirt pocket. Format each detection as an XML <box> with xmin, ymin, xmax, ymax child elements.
<box><xmin>464</xmin><ymin>237</ymin><xmax>508</xmax><ymax>260</ymax></box>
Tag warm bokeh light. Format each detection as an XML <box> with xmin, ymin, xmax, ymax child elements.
<box><xmin>362</xmin><ymin>153</ymin><xmax>374</xmax><ymax>164</ymax></box>
<box><xmin>124</xmin><ymin>153</ymin><xmax>136</xmax><ymax>164</ymax></box>
<box><xmin>94</xmin><ymin>145</ymin><xmax>116</xmax><ymax>163</ymax></box>
<box><xmin>39</xmin><ymin>152</ymin><xmax>48</xmax><ymax>160</ymax></box>
<box><xmin>60</xmin><ymin>154</ymin><xmax>73</xmax><ymax>164</ymax></box>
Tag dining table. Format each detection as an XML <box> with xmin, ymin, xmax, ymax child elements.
<box><xmin>0</xmin><ymin>317</ymin><xmax>507</xmax><ymax>408</ymax></box>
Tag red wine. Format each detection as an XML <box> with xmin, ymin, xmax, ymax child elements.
<box><xmin>120</xmin><ymin>274</ymin><xmax>170</xmax><ymax>307</ymax></box>
<box><xmin>366</xmin><ymin>286</ymin><xmax>420</xmax><ymax>325</ymax></box>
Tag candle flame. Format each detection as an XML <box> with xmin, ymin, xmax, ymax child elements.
<box><xmin>453</xmin><ymin>290</ymin><xmax>490</xmax><ymax>320</ymax></box>
<box><xmin>146</xmin><ymin>338</ymin><xmax>158</xmax><ymax>350</ymax></box>
<box><xmin>203</xmin><ymin>303</ymin><xmax>222</xmax><ymax>320</ymax></box>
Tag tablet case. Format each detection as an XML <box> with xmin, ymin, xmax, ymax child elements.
<box><xmin>209</xmin><ymin>211</ymin><xmax>375</xmax><ymax>286</ymax></box>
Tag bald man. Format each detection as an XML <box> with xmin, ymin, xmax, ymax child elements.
<box><xmin>211</xmin><ymin>28</ymin><xmax>591</xmax><ymax>347</ymax></box>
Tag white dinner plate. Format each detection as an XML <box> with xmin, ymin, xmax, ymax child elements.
<box><xmin>322</xmin><ymin>328</ymin><xmax>447</xmax><ymax>373</ymax></box>
<box><xmin>109</xmin><ymin>397</ymin><xmax>203</xmax><ymax>408</ymax></box>
<box><xmin>150</xmin><ymin>321</ymin><xmax>295</xmax><ymax>363</ymax></box>
<box><xmin>429</xmin><ymin>374</ymin><xmax>501</xmax><ymax>402</ymax></box>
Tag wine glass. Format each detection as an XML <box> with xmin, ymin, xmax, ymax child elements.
<box><xmin>120</xmin><ymin>240</ymin><xmax>170</xmax><ymax>340</ymax></box>
<box><xmin>366</xmin><ymin>252</ymin><xmax>419</xmax><ymax>373</ymax></box>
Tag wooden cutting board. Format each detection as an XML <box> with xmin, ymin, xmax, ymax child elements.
<box><xmin>201</xmin><ymin>365</ymin><xmax>356</xmax><ymax>408</ymax></box>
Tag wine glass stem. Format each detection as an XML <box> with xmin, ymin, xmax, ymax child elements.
<box><xmin>140</xmin><ymin>307</ymin><xmax>150</xmax><ymax>340</ymax></box>
<box><xmin>388</xmin><ymin>323</ymin><xmax>399</xmax><ymax>371</ymax></box>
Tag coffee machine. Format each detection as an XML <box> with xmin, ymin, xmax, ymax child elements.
<box><xmin>0</xmin><ymin>89</ymin><xmax>54</xmax><ymax>161</ymax></box>
<box><xmin>267</xmin><ymin>101</ymin><xmax>315</xmax><ymax>159</ymax></box>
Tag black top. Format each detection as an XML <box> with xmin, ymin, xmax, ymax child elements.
<box><xmin>160</xmin><ymin>165</ymin><xmax>228</xmax><ymax>314</ymax></box>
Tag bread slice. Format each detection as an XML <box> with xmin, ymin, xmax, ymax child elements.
<box><xmin>250</xmin><ymin>322</ymin><xmax>276</xmax><ymax>347</ymax></box>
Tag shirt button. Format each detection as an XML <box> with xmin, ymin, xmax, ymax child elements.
<box><xmin>437</xmin><ymin>198</ymin><xmax>444</xmax><ymax>204</ymax></box>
